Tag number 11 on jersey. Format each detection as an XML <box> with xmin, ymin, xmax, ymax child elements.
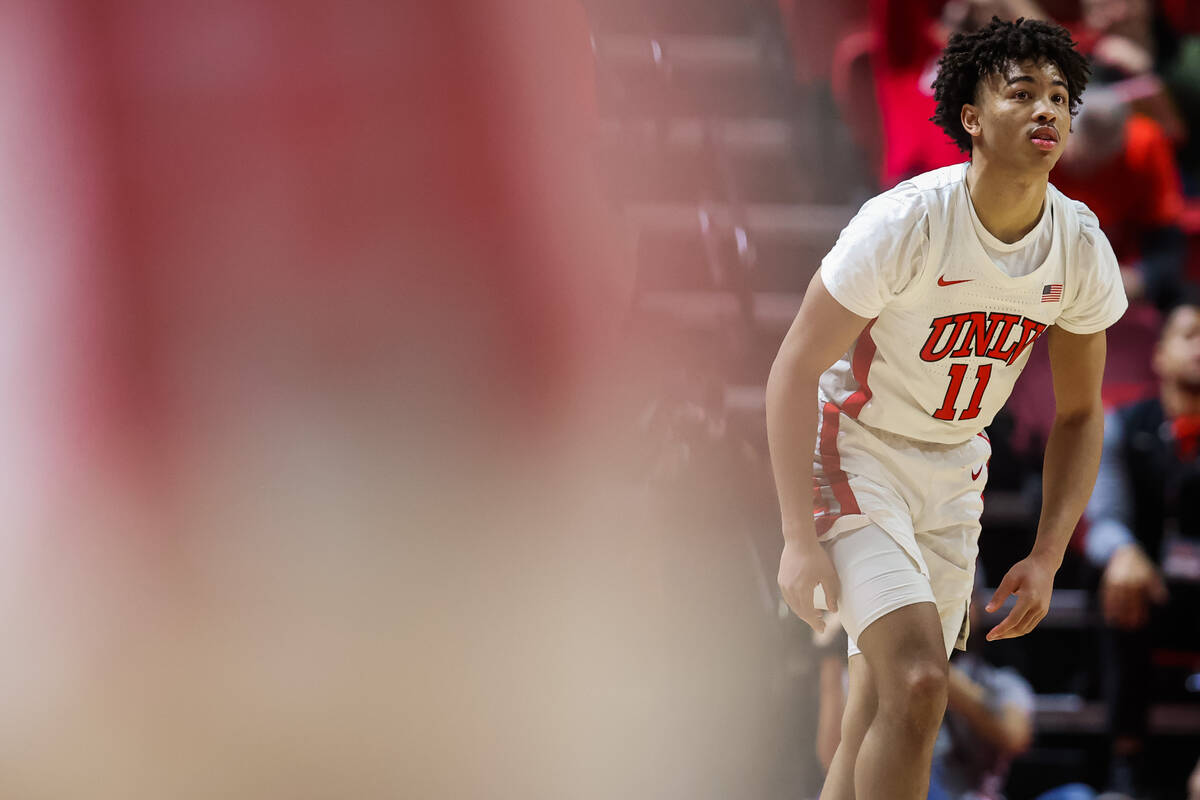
<box><xmin>933</xmin><ymin>363</ymin><xmax>992</xmax><ymax>421</ymax></box>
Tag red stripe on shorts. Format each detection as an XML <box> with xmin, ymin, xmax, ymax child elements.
<box><xmin>815</xmin><ymin>401</ymin><xmax>860</xmax><ymax>536</ymax></box>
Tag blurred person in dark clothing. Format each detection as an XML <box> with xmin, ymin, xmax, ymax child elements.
<box><xmin>925</xmin><ymin>579</ymin><xmax>1035</xmax><ymax>800</ymax></box>
<box><xmin>926</xmin><ymin>578</ymin><xmax>1123</xmax><ymax>800</ymax></box>
<box><xmin>1084</xmin><ymin>297</ymin><xmax>1200</xmax><ymax>795</ymax></box>
<box><xmin>1051</xmin><ymin>87</ymin><xmax>1187</xmax><ymax>310</ymax></box>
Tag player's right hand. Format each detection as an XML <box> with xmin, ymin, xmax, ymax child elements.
<box><xmin>778</xmin><ymin>536</ymin><xmax>841</xmax><ymax>634</ymax></box>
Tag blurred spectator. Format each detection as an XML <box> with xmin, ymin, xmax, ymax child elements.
<box><xmin>855</xmin><ymin>0</ymin><xmax>1049</xmax><ymax>188</ymax></box>
<box><xmin>863</xmin><ymin>0</ymin><xmax>963</xmax><ymax>188</ymax></box>
<box><xmin>1051</xmin><ymin>88</ymin><xmax>1186</xmax><ymax>310</ymax></box>
<box><xmin>1071</xmin><ymin>0</ymin><xmax>1196</xmax><ymax>77</ymax></box>
<box><xmin>925</xmin><ymin>582</ymin><xmax>1127</xmax><ymax>800</ymax></box>
<box><xmin>1084</xmin><ymin>297</ymin><xmax>1200</xmax><ymax>795</ymax></box>
<box><xmin>1161</xmin><ymin>0</ymin><xmax>1200</xmax><ymax>35</ymax></box>
<box><xmin>1161</xmin><ymin>34</ymin><xmax>1200</xmax><ymax>193</ymax></box>
<box><xmin>1076</xmin><ymin>0</ymin><xmax>1156</xmax><ymax>75</ymax></box>
<box><xmin>925</xmin><ymin>579</ymin><xmax>1036</xmax><ymax>800</ymax></box>
<box><xmin>777</xmin><ymin>0</ymin><xmax>868</xmax><ymax>86</ymax></box>
<box><xmin>1070</xmin><ymin>0</ymin><xmax>1187</xmax><ymax>141</ymax></box>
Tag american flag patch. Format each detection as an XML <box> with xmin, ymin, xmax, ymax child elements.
<box><xmin>1042</xmin><ymin>284</ymin><xmax>1063</xmax><ymax>303</ymax></box>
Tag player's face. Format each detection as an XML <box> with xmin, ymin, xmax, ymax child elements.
<box><xmin>965</xmin><ymin>59</ymin><xmax>1071</xmax><ymax>173</ymax></box>
<box><xmin>1155</xmin><ymin>306</ymin><xmax>1200</xmax><ymax>390</ymax></box>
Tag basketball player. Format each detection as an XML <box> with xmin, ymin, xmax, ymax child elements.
<box><xmin>766</xmin><ymin>18</ymin><xmax>1125</xmax><ymax>799</ymax></box>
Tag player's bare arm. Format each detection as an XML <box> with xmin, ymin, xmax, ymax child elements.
<box><xmin>766</xmin><ymin>268</ymin><xmax>870</xmax><ymax>632</ymax></box>
<box><xmin>987</xmin><ymin>326</ymin><xmax>1107</xmax><ymax>640</ymax></box>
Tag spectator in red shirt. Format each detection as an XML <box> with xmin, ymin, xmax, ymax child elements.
<box><xmin>867</xmin><ymin>0</ymin><xmax>1051</xmax><ymax>187</ymax></box>
<box><xmin>1051</xmin><ymin>86</ymin><xmax>1187</xmax><ymax>309</ymax></box>
<box><xmin>867</xmin><ymin>0</ymin><xmax>961</xmax><ymax>187</ymax></box>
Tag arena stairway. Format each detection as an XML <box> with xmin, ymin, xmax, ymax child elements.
<box><xmin>589</xmin><ymin>0</ymin><xmax>869</xmax><ymax>398</ymax></box>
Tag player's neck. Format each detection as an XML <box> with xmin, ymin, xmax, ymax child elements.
<box><xmin>964</xmin><ymin>158</ymin><xmax>1049</xmax><ymax>244</ymax></box>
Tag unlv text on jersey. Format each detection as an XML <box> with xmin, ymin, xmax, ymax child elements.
<box><xmin>918</xmin><ymin>312</ymin><xmax>1048</xmax><ymax>365</ymax></box>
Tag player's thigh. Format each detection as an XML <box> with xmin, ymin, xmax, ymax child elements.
<box><xmin>823</xmin><ymin>522</ymin><xmax>935</xmax><ymax>648</ymax></box>
<box><xmin>856</xmin><ymin>601</ymin><xmax>948</xmax><ymax>703</ymax></box>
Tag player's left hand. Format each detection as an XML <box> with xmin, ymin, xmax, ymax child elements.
<box><xmin>984</xmin><ymin>555</ymin><xmax>1056</xmax><ymax>641</ymax></box>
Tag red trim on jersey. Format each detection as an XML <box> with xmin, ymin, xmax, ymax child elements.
<box><xmin>814</xmin><ymin>401</ymin><xmax>860</xmax><ymax>535</ymax></box>
<box><xmin>842</xmin><ymin>321</ymin><xmax>877</xmax><ymax>419</ymax></box>
<box><xmin>977</xmin><ymin>431</ymin><xmax>990</xmax><ymax>502</ymax></box>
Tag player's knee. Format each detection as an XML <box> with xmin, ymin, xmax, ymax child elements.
<box><xmin>882</xmin><ymin>658</ymin><xmax>947</xmax><ymax>730</ymax></box>
<box><xmin>901</xmin><ymin>659</ymin><xmax>948</xmax><ymax>707</ymax></box>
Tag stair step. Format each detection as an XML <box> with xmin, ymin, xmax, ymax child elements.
<box><xmin>585</xmin><ymin>1</ymin><xmax>766</xmax><ymax>36</ymax></box>
<box><xmin>625</xmin><ymin>203</ymin><xmax>854</xmax><ymax>240</ymax></box>
<box><xmin>601</xmin><ymin>118</ymin><xmax>798</xmax><ymax>156</ymax></box>
<box><xmin>595</xmin><ymin>33</ymin><xmax>798</xmax><ymax>117</ymax></box>
<box><xmin>627</xmin><ymin>203</ymin><xmax>851</xmax><ymax>291</ymax></box>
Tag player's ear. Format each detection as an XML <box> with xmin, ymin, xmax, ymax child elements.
<box><xmin>961</xmin><ymin>103</ymin><xmax>982</xmax><ymax>139</ymax></box>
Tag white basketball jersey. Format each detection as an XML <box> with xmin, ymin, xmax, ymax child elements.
<box><xmin>819</xmin><ymin>163</ymin><xmax>1127</xmax><ymax>444</ymax></box>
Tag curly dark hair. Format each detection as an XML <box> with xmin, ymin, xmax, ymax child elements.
<box><xmin>930</xmin><ymin>17</ymin><xmax>1091</xmax><ymax>153</ymax></box>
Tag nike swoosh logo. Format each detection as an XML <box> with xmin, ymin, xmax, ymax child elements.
<box><xmin>938</xmin><ymin>276</ymin><xmax>973</xmax><ymax>287</ymax></box>
<box><xmin>971</xmin><ymin>467</ymin><xmax>984</xmax><ymax>480</ymax></box>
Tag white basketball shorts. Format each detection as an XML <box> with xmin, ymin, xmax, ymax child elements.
<box><xmin>811</xmin><ymin>399</ymin><xmax>990</xmax><ymax>658</ymax></box>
